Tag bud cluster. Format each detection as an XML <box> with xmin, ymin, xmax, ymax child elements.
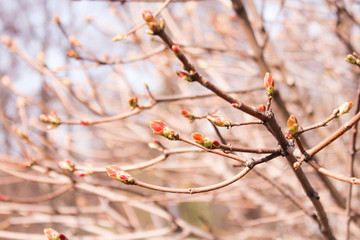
<box><xmin>142</xmin><ymin>10</ymin><xmax>165</xmax><ymax>35</ymax></box>
<box><xmin>149</xmin><ymin>120</ymin><xmax>179</xmax><ymax>140</ymax></box>
<box><xmin>40</xmin><ymin>111</ymin><xmax>61</xmax><ymax>129</ymax></box>
<box><xmin>192</xmin><ymin>132</ymin><xmax>220</xmax><ymax>149</ymax></box>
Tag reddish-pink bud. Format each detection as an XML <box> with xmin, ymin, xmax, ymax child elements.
<box><xmin>0</xmin><ymin>195</ymin><xmax>7</xmax><ymax>201</ymax></box>
<box><xmin>212</xmin><ymin>140</ymin><xmax>220</xmax><ymax>148</ymax></box>
<box><xmin>180</xmin><ymin>109</ymin><xmax>189</xmax><ymax>117</ymax></box>
<box><xmin>149</xmin><ymin>120</ymin><xmax>166</xmax><ymax>135</ymax></box>
<box><xmin>258</xmin><ymin>104</ymin><xmax>266</xmax><ymax>112</ymax></box>
<box><xmin>232</xmin><ymin>103</ymin><xmax>240</xmax><ymax>108</ymax></box>
<box><xmin>293</xmin><ymin>161</ymin><xmax>301</xmax><ymax>170</ymax></box>
<box><xmin>74</xmin><ymin>170</ymin><xmax>93</xmax><ymax>177</ymax></box>
<box><xmin>192</xmin><ymin>132</ymin><xmax>205</xmax><ymax>144</ymax></box>
<box><xmin>285</xmin><ymin>133</ymin><xmax>294</xmax><ymax>139</ymax></box>
<box><xmin>264</xmin><ymin>72</ymin><xmax>274</xmax><ymax>96</ymax></box>
<box><xmin>142</xmin><ymin>10</ymin><xmax>154</xmax><ymax>22</ymax></box>
<box><xmin>149</xmin><ymin>121</ymin><xmax>179</xmax><ymax>140</ymax></box>
<box><xmin>176</xmin><ymin>71</ymin><xmax>192</xmax><ymax>82</ymax></box>
<box><xmin>172</xmin><ymin>44</ymin><xmax>180</xmax><ymax>54</ymax></box>
<box><xmin>105</xmin><ymin>165</ymin><xmax>134</xmax><ymax>184</ymax></box>
<box><xmin>287</xmin><ymin>115</ymin><xmax>299</xmax><ymax>136</ymax></box>
<box><xmin>207</xmin><ymin>115</ymin><xmax>230</xmax><ymax>127</ymax></box>
<box><xmin>44</xmin><ymin>228</ymin><xmax>68</xmax><ymax>240</ymax></box>
<box><xmin>80</xmin><ymin>120</ymin><xmax>90</xmax><ymax>125</ymax></box>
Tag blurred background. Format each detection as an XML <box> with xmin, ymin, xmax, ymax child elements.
<box><xmin>0</xmin><ymin>0</ymin><xmax>360</xmax><ymax>239</ymax></box>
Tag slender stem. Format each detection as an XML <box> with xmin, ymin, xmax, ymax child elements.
<box><xmin>297</xmin><ymin>114</ymin><xmax>337</xmax><ymax>135</ymax></box>
<box><xmin>308</xmin><ymin>110</ymin><xmax>360</xmax><ymax>157</ymax></box>
<box><xmin>133</xmin><ymin>167</ymin><xmax>252</xmax><ymax>194</ymax></box>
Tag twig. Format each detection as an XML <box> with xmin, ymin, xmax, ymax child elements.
<box><xmin>133</xmin><ymin>166</ymin><xmax>251</xmax><ymax>194</ymax></box>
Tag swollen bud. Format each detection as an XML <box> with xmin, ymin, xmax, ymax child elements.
<box><xmin>149</xmin><ymin>121</ymin><xmax>179</xmax><ymax>140</ymax></box>
<box><xmin>105</xmin><ymin>165</ymin><xmax>134</xmax><ymax>184</ymax></box>
<box><xmin>345</xmin><ymin>54</ymin><xmax>360</xmax><ymax>65</ymax></box>
<box><xmin>264</xmin><ymin>72</ymin><xmax>274</xmax><ymax>97</ymax></box>
<box><xmin>192</xmin><ymin>132</ymin><xmax>220</xmax><ymax>149</ymax></box>
<box><xmin>258</xmin><ymin>104</ymin><xmax>266</xmax><ymax>112</ymax></box>
<box><xmin>128</xmin><ymin>96</ymin><xmax>138</xmax><ymax>110</ymax></box>
<box><xmin>336</xmin><ymin>101</ymin><xmax>354</xmax><ymax>116</ymax></box>
<box><xmin>180</xmin><ymin>109</ymin><xmax>195</xmax><ymax>122</ymax></box>
<box><xmin>44</xmin><ymin>228</ymin><xmax>68</xmax><ymax>240</ymax></box>
<box><xmin>176</xmin><ymin>71</ymin><xmax>193</xmax><ymax>82</ymax></box>
<box><xmin>58</xmin><ymin>159</ymin><xmax>75</xmax><ymax>171</ymax></box>
<box><xmin>207</xmin><ymin>115</ymin><xmax>231</xmax><ymax>128</ymax></box>
<box><xmin>287</xmin><ymin>115</ymin><xmax>299</xmax><ymax>136</ymax></box>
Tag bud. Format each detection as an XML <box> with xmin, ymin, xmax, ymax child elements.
<box><xmin>53</xmin><ymin>15</ymin><xmax>60</xmax><ymax>25</ymax></box>
<box><xmin>40</xmin><ymin>112</ymin><xmax>61</xmax><ymax>129</ymax></box>
<box><xmin>345</xmin><ymin>54</ymin><xmax>359</xmax><ymax>65</ymax></box>
<box><xmin>172</xmin><ymin>44</ymin><xmax>181</xmax><ymax>55</ymax></box>
<box><xmin>68</xmin><ymin>35</ymin><xmax>81</xmax><ymax>47</ymax></box>
<box><xmin>232</xmin><ymin>103</ymin><xmax>240</xmax><ymax>108</ymax></box>
<box><xmin>1</xmin><ymin>34</ymin><xmax>16</xmax><ymax>50</ymax></box>
<box><xmin>44</xmin><ymin>228</ymin><xmax>68</xmax><ymax>240</ymax></box>
<box><xmin>58</xmin><ymin>159</ymin><xmax>75</xmax><ymax>171</ymax></box>
<box><xmin>336</xmin><ymin>101</ymin><xmax>354</xmax><ymax>116</ymax></box>
<box><xmin>264</xmin><ymin>72</ymin><xmax>274</xmax><ymax>97</ymax></box>
<box><xmin>159</xmin><ymin>18</ymin><xmax>165</xmax><ymax>30</ymax></box>
<box><xmin>149</xmin><ymin>120</ymin><xmax>179</xmax><ymax>140</ymax></box>
<box><xmin>84</xmin><ymin>16</ymin><xmax>94</xmax><ymax>23</ymax></box>
<box><xmin>24</xmin><ymin>160</ymin><xmax>36</xmax><ymax>168</ymax></box>
<box><xmin>74</xmin><ymin>169</ymin><xmax>93</xmax><ymax>177</ymax></box>
<box><xmin>142</xmin><ymin>10</ymin><xmax>162</xmax><ymax>34</ymax></box>
<box><xmin>192</xmin><ymin>132</ymin><xmax>205</xmax><ymax>144</ymax></box>
<box><xmin>0</xmin><ymin>195</ymin><xmax>7</xmax><ymax>201</ymax></box>
<box><xmin>80</xmin><ymin>120</ymin><xmax>90</xmax><ymax>125</ymax></box>
<box><xmin>66</xmin><ymin>49</ymin><xmax>79</xmax><ymax>58</ymax></box>
<box><xmin>287</xmin><ymin>115</ymin><xmax>299</xmax><ymax>136</ymax></box>
<box><xmin>176</xmin><ymin>71</ymin><xmax>193</xmax><ymax>82</ymax></box>
<box><xmin>180</xmin><ymin>109</ymin><xmax>195</xmax><ymax>121</ymax></box>
<box><xmin>293</xmin><ymin>161</ymin><xmax>300</xmax><ymax>170</ymax></box>
<box><xmin>207</xmin><ymin>115</ymin><xmax>231</xmax><ymax>128</ymax></box>
<box><xmin>258</xmin><ymin>104</ymin><xmax>266</xmax><ymax>112</ymax></box>
<box><xmin>149</xmin><ymin>120</ymin><xmax>166</xmax><ymax>135</ymax></box>
<box><xmin>192</xmin><ymin>132</ymin><xmax>219</xmax><ymax>149</ymax></box>
<box><xmin>105</xmin><ymin>165</ymin><xmax>134</xmax><ymax>184</ymax></box>
<box><xmin>285</xmin><ymin>133</ymin><xmax>294</xmax><ymax>139</ymax></box>
<box><xmin>128</xmin><ymin>96</ymin><xmax>138</xmax><ymax>109</ymax></box>
<box><xmin>112</xmin><ymin>34</ymin><xmax>127</xmax><ymax>42</ymax></box>
<box><xmin>142</xmin><ymin>10</ymin><xmax>154</xmax><ymax>22</ymax></box>
<box><xmin>12</xmin><ymin>125</ymin><xmax>29</xmax><ymax>143</ymax></box>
